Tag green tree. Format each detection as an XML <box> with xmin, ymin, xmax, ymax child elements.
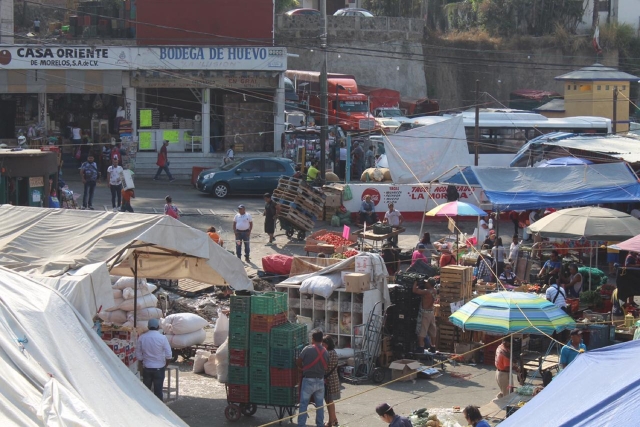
<box><xmin>275</xmin><ymin>0</ymin><xmax>300</xmax><ymax>14</ymax></box>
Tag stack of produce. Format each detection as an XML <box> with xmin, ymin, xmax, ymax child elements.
<box><xmin>99</xmin><ymin>277</ymin><xmax>161</xmax><ymax>332</ymax></box>
<box><xmin>161</xmin><ymin>313</ymin><xmax>208</xmax><ymax>348</ymax></box>
<box><xmin>269</xmin><ymin>322</ymin><xmax>308</xmax><ymax>406</ymax></box>
<box><xmin>437</xmin><ymin>266</ymin><xmax>473</xmax><ymax>352</ymax></box>
<box><xmin>272</xmin><ymin>176</ymin><xmax>326</xmax><ymax>232</ymax></box>
<box><xmin>228</xmin><ymin>295</ymin><xmax>251</xmax><ymax>403</ymax></box>
<box><xmin>304</xmin><ymin>229</ymin><xmax>357</xmax><ymax>254</ymax></box>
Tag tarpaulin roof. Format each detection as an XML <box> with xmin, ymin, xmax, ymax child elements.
<box><xmin>0</xmin><ymin>266</ymin><xmax>187</xmax><ymax>426</ymax></box>
<box><xmin>501</xmin><ymin>340</ymin><xmax>640</xmax><ymax>427</ymax></box>
<box><xmin>0</xmin><ymin>205</ymin><xmax>252</xmax><ymax>290</ymax></box>
<box><xmin>443</xmin><ymin>163</ymin><xmax>640</xmax><ymax>210</ymax></box>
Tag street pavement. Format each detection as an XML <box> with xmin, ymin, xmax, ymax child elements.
<box><xmin>63</xmin><ymin>174</ymin><xmax>513</xmax><ymax>426</ymax></box>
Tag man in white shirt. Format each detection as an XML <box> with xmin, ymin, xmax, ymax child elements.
<box><xmin>107</xmin><ymin>157</ymin><xmax>124</xmax><ymax>212</ymax></box>
<box><xmin>383</xmin><ymin>203</ymin><xmax>404</xmax><ymax>247</ymax></box>
<box><xmin>545</xmin><ymin>281</ymin><xmax>567</xmax><ymax>310</ymax></box>
<box><xmin>233</xmin><ymin>204</ymin><xmax>253</xmax><ymax>262</ymax></box>
<box><xmin>136</xmin><ymin>318</ymin><xmax>172</xmax><ymax>401</ymax></box>
<box><xmin>509</xmin><ymin>234</ymin><xmax>520</xmax><ymax>263</ymax></box>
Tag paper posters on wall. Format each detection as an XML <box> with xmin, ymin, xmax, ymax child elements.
<box><xmin>139</xmin><ymin>132</ymin><xmax>152</xmax><ymax>150</ymax></box>
<box><xmin>139</xmin><ymin>110</ymin><xmax>152</xmax><ymax>128</ymax></box>
<box><xmin>163</xmin><ymin>130</ymin><xmax>179</xmax><ymax>144</ymax></box>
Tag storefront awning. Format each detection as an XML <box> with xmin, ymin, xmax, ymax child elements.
<box><xmin>0</xmin><ymin>70</ymin><xmax>123</xmax><ymax>94</ymax></box>
<box><xmin>130</xmin><ymin>70</ymin><xmax>279</xmax><ymax>89</ymax></box>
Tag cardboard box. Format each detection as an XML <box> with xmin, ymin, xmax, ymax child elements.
<box><xmin>344</xmin><ymin>273</ymin><xmax>369</xmax><ymax>293</ymax></box>
<box><xmin>341</xmin><ymin>270</ymin><xmax>356</xmax><ymax>286</ymax></box>
<box><xmin>454</xmin><ymin>342</ymin><xmax>482</xmax><ymax>363</ymax></box>
<box><xmin>324</xmin><ymin>193</ymin><xmax>342</xmax><ymax>207</ymax></box>
<box><xmin>389</xmin><ymin>359</ymin><xmax>421</xmax><ymax>381</ymax></box>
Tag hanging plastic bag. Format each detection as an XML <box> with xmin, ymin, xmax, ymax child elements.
<box><xmin>343</xmin><ymin>184</ymin><xmax>353</xmax><ymax>201</ymax></box>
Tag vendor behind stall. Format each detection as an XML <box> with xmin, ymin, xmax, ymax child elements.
<box><xmin>359</xmin><ymin>195</ymin><xmax>377</xmax><ymax>226</ymax></box>
<box><xmin>538</xmin><ymin>250</ymin><xmax>562</xmax><ymax>285</ymax></box>
<box><xmin>498</xmin><ymin>262</ymin><xmax>520</xmax><ymax>289</ymax></box>
<box><xmin>439</xmin><ymin>243</ymin><xmax>456</xmax><ymax>267</ymax></box>
<box><xmin>560</xmin><ymin>329</ymin><xmax>586</xmax><ymax>369</ymax></box>
<box><xmin>564</xmin><ymin>264</ymin><xmax>583</xmax><ymax>298</ymax></box>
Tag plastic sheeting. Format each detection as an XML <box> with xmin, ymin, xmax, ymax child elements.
<box><xmin>384</xmin><ymin>116</ymin><xmax>469</xmax><ymax>184</ymax></box>
<box><xmin>501</xmin><ymin>340</ymin><xmax>640</xmax><ymax>427</ymax></box>
<box><xmin>467</xmin><ymin>163</ymin><xmax>640</xmax><ymax>210</ymax></box>
<box><xmin>0</xmin><ymin>205</ymin><xmax>252</xmax><ymax>290</ymax></box>
<box><xmin>0</xmin><ymin>266</ymin><xmax>187</xmax><ymax>426</ymax></box>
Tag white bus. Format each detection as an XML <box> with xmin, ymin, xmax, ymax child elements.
<box><xmin>395</xmin><ymin>109</ymin><xmax>612</xmax><ymax>167</ymax></box>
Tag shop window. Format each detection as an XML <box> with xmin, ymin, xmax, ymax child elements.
<box><xmin>573</xmin><ymin>85</ymin><xmax>577</xmax><ymax>90</ymax></box>
<box><xmin>567</xmin><ymin>84</ymin><xmax>571</xmax><ymax>90</ymax></box>
<box><xmin>597</xmin><ymin>85</ymin><xmax>601</xmax><ymax>91</ymax></box>
<box><xmin>606</xmin><ymin>85</ymin><xmax>610</xmax><ymax>90</ymax></box>
<box><xmin>623</xmin><ymin>85</ymin><xmax>627</xmax><ymax>90</ymax></box>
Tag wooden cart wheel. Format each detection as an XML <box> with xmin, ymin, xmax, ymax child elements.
<box><xmin>225</xmin><ymin>404</ymin><xmax>242</xmax><ymax>422</ymax></box>
<box><xmin>372</xmin><ymin>367</ymin><xmax>385</xmax><ymax>383</ymax></box>
<box><xmin>240</xmin><ymin>403</ymin><xmax>257</xmax><ymax>416</ymax></box>
<box><xmin>297</xmin><ymin>230</ymin><xmax>306</xmax><ymax>240</ymax></box>
<box><xmin>286</xmin><ymin>229</ymin><xmax>294</xmax><ymax>239</ymax></box>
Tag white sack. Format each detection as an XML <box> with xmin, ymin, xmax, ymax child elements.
<box><xmin>122</xmin><ymin>286</ymin><xmax>151</xmax><ymax>300</ymax></box>
<box><xmin>113</xmin><ymin>289</ymin><xmax>123</xmax><ymax>299</ymax></box>
<box><xmin>193</xmin><ymin>350</ymin><xmax>211</xmax><ymax>373</ymax></box>
<box><xmin>203</xmin><ymin>358</ymin><xmax>218</xmax><ymax>377</ymax></box>
<box><xmin>113</xmin><ymin>277</ymin><xmax>147</xmax><ymax>290</ymax></box>
<box><xmin>117</xmin><ymin>293</ymin><xmax>157</xmax><ymax>312</ymax></box>
<box><xmin>213</xmin><ymin>309</ymin><xmax>229</xmax><ymax>346</ymax></box>
<box><xmin>106</xmin><ymin>298</ymin><xmax>124</xmax><ymax>312</ymax></box>
<box><xmin>215</xmin><ymin>338</ymin><xmax>229</xmax><ymax>383</ymax></box>
<box><xmin>162</xmin><ymin>313</ymin><xmax>208</xmax><ymax>335</ymax></box>
<box><xmin>126</xmin><ymin>307</ymin><xmax>163</xmax><ymax>322</ymax></box>
<box><xmin>165</xmin><ymin>329</ymin><xmax>206</xmax><ymax>349</ymax></box>
<box><xmin>98</xmin><ymin>310</ymin><xmax>127</xmax><ymax>324</ymax></box>
<box><xmin>122</xmin><ymin>320</ymin><xmax>150</xmax><ymax>333</ymax></box>
<box><xmin>300</xmin><ymin>272</ymin><xmax>342</xmax><ymax>299</ymax></box>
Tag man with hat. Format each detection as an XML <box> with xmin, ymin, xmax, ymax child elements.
<box><xmin>375</xmin><ymin>403</ymin><xmax>412</xmax><ymax>427</ymax></box>
<box><xmin>154</xmin><ymin>140</ymin><xmax>175</xmax><ymax>182</ymax></box>
<box><xmin>411</xmin><ymin>243</ymin><xmax>429</xmax><ymax>266</ymax></box>
<box><xmin>263</xmin><ymin>193</ymin><xmax>277</xmax><ymax>246</ymax></box>
<box><xmin>560</xmin><ymin>329</ymin><xmax>586</xmax><ymax>369</ymax></box>
<box><xmin>233</xmin><ymin>204</ymin><xmax>253</xmax><ymax>262</ymax></box>
<box><xmin>135</xmin><ymin>318</ymin><xmax>172</xmax><ymax>401</ymax></box>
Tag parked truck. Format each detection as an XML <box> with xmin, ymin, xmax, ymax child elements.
<box><xmin>285</xmin><ymin>70</ymin><xmax>377</xmax><ymax>132</ymax></box>
<box><xmin>358</xmin><ymin>85</ymin><xmax>411</xmax><ymax>123</ymax></box>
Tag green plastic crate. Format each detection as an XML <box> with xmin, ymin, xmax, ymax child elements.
<box><xmin>271</xmin><ymin>323</ymin><xmax>308</xmax><ymax>349</ymax></box>
<box><xmin>250</xmin><ymin>383</ymin><xmax>270</xmax><ymax>405</ymax></box>
<box><xmin>270</xmin><ymin>345</ymin><xmax>303</xmax><ymax>369</ymax></box>
<box><xmin>251</xmin><ymin>292</ymin><xmax>288</xmax><ymax>315</ymax></box>
<box><xmin>250</xmin><ymin>365</ymin><xmax>270</xmax><ymax>383</ymax></box>
<box><xmin>270</xmin><ymin>386</ymin><xmax>299</xmax><ymax>406</ymax></box>
<box><xmin>230</xmin><ymin>295</ymin><xmax>251</xmax><ymax>313</ymax></box>
<box><xmin>228</xmin><ymin>366</ymin><xmax>249</xmax><ymax>385</ymax></box>
<box><xmin>229</xmin><ymin>312</ymin><xmax>249</xmax><ymax>331</ymax></box>
<box><xmin>249</xmin><ymin>347</ymin><xmax>269</xmax><ymax>367</ymax></box>
<box><xmin>229</xmin><ymin>330</ymin><xmax>249</xmax><ymax>350</ymax></box>
<box><xmin>250</xmin><ymin>331</ymin><xmax>269</xmax><ymax>347</ymax></box>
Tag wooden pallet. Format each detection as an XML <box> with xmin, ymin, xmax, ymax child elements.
<box><xmin>172</xmin><ymin>278</ymin><xmax>216</xmax><ymax>297</ymax></box>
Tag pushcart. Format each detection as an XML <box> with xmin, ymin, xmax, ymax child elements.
<box><xmin>224</xmin><ymin>384</ymin><xmax>297</xmax><ymax>423</ymax></box>
<box><xmin>278</xmin><ymin>217</ymin><xmax>307</xmax><ymax>241</ymax></box>
<box><xmin>170</xmin><ymin>342</ymin><xmax>217</xmax><ymax>363</ymax></box>
<box><xmin>346</xmin><ymin>301</ymin><xmax>387</xmax><ymax>384</ymax></box>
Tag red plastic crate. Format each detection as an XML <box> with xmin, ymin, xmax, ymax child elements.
<box><xmin>229</xmin><ymin>348</ymin><xmax>247</xmax><ymax>367</ymax></box>
<box><xmin>270</xmin><ymin>367</ymin><xmax>299</xmax><ymax>387</ymax></box>
<box><xmin>227</xmin><ymin>384</ymin><xmax>249</xmax><ymax>403</ymax></box>
<box><xmin>250</xmin><ymin>313</ymin><xmax>287</xmax><ymax>333</ymax></box>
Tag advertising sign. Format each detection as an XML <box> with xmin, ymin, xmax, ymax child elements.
<box><xmin>0</xmin><ymin>46</ymin><xmax>287</xmax><ymax>71</ymax></box>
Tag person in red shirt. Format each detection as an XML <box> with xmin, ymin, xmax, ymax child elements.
<box><xmin>439</xmin><ymin>243</ymin><xmax>457</xmax><ymax>267</ymax></box>
<box><xmin>154</xmin><ymin>140</ymin><xmax>175</xmax><ymax>182</ymax></box>
<box><xmin>207</xmin><ymin>226</ymin><xmax>224</xmax><ymax>247</ymax></box>
<box><xmin>120</xmin><ymin>187</ymin><xmax>135</xmax><ymax>212</ymax></box>
<box><xmin>494</xmin><ymin>337</ymin><xmax>518</xmax><ymax>399</ymax></box>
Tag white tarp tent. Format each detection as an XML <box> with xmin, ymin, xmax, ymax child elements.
<box><xmin>0</xmin><ymin>266</ymin><xmax>187</xmax><ymax>426</ymax></box>
<box><xmin>28</xmin><ymin>263</ymin><xmax>115</xmax><ymax>325</ymax></box>
<box><xmin>0</xmin><ymin>205</ymin><xmax>252</xmax><ymax>290</ymax></box>
<box><xmin>384</xmin><ymin>116</ymin><xmax>469</xmax><ymax>184</ymax></box>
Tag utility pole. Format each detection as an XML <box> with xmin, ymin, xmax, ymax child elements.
<box><xmin>613</xmin><ymin>87</ymin><xmax>618</xmax><ymax>135</ymax></box>
<box><xmin>474</xmin><ymin>80</ymin><xmax>480</xmax><ymax>166</ymax></box>
<box><xmin>319</xmin><ymin>0</ymin><xmax>328</xmax><ymax>179</ymax></box>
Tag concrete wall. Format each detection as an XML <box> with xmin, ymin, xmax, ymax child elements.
<box><xmin>0</xmin><ymin>0</ymin><xmax>14</xmax><ymax>44</ymax></box>
<box><xmin>275</xmin><ymin>15</ymin><xmax>427</xmax><ymax>98</ymax></box>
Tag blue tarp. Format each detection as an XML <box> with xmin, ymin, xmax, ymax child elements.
<box><xmin>501</xmin><ymin>339</ymin><xmax>640</xmax><ymax>427</ymax></box>
<box><xmin>446</xmin><ymin>163</ymin><xmax>640</xmax><ymax>210</ymax></box>
<box><xmin>441</xmin><ymin>166</ymin><xmax>480</xmax><ymax>186</ymax></box>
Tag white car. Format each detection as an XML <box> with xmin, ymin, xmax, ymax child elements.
<box><xmin>373</xmin><ymin>107</ymin><xmax>411</xmax><ymax>123</ymax></box>
<box><xmin>333</xmin><ymin>8</ymin><xmax>374</xmax><ymax>17</ymax></box>
<box><xmin>374</xmin><ymin>118</ymin><xmax>401</xmax><ymax>133</ymax></box>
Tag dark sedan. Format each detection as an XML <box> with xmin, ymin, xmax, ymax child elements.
<box><xmin>196</xmin><ymin>157</ymin><xmax>296</xmax><ymax>198</ymax></box>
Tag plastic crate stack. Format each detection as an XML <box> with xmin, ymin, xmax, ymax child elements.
<box><xmin>269</xmin><ymin>322</ymin><xmax>308</xmax><ymax>406</ymax></box>
<box><xmin>249</xmin><ymin>292</ymin><xmax>288</xmax><ymax>405</ymax></box>
<box><xmin>437</xmin><ymin>266</ymin><xmax>473</xmax><ymax>352</ymax></box>
<box><xmin>228</xmin><ymin>295</ymin><xmax>251</xmax><ymax>403</ymax></box>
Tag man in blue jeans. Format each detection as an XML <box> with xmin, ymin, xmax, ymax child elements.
<box><xmin>297</xmin><ymin>330</ymin><xmax>329</xmax><ymax>427</ymax></box>
<box><xmin>80</xmin><ymin>154</ymin><xmax>99</xmax><ymax>209</ymax></box>
<box><xmin>233</xmin><ymin>204</ymin><xmax>253</xmax><ymax>262</ymax></box>
<box><xmin>135</xmin><ymin>318</ymin><xmax>172</xmax><ymax>401</ymax></box>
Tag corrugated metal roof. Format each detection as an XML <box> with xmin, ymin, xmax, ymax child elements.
<box><xmin>528</xmin><ymin>133</ymin><xmax>640</xmax><ymax>163</ymax></box>
<box><xmin>534</xmin><ymin>98</ymin><xmax>566</xmax><ymax>112</ymax></box>
<box><xmin>555</xmin><ymin>63</ymin><xmax>639</xmax><ymax>81</ymax></box>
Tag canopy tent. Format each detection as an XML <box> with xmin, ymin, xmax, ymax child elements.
<box><xmin>0</xmin><ymin>266</ymin><xmax>187</xmax><ymax>426</ymax></box>
<box><xmin>442</xmin><ymin>163</ymin><xmax>640</xmax><ymax>210</ymax></box>
<box><xmin>27</xmin><ymin>262</ymin><xmax>115</xmax><ymax>325</ymax></box>
<box><xmin>384</xmin><ymin>116</ymin><xmax>469</xmax><ymax>184</ymax></box>
<box><xmin>500</xmin><ymin>340</ymin><xmax>640</xmax><ymax>427</ymax></box>
<box><xmin>0</xmin><ymin>205</ymin><xmax>252</xmax><ymax>291</ymax></box>
<box><xmin>610</xmin><ymin>234</ymin><xmax>640</xmax><ymax>252</ymax></box>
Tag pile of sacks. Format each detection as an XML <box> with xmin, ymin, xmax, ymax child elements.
<box><xmin>99</xmin><ymin>277</ymin><xmax>162</xmax><ymax>332</ymax></box>
<box><xmin>161</xmin><ymin>313</ymin><xmax>207</xmax><ymax>348</ymax></box>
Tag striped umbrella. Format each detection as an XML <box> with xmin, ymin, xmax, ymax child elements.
<box><xmin>449</xmin><ymin>291</ymin><xmax>575</xmax><ymax>335</ymax></box>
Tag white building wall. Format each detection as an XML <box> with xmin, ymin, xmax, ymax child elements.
<box><xmin>577</xmin><ymin>0</ymin><xmax>640</xmax><ymax>34</ymax></box>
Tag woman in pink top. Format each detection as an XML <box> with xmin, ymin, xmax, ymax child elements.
<box><xmin>411</xmin><ymin>243</ymin><xmax>429</xmax><ymax>265</ymax></box>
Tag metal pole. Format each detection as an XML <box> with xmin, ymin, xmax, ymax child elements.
<box><xmin>509</xmin><ymin>334</ymin><xmax>514</xmax><ymax>393</ymax></box>
<box><xmin>319</xmin><ymin>0</ymin><xmax>328</xmax><ymax>179</ymax></box>
<box><xmin>335</xmin><ymin>83</ymin><xmax>339</xmax><ymax>152</ymax></box>
<box><xmin>133</xmin><ymin>252</ymin><xmax>139</xmax><ymax>326</ymax></box>
<box><xmin>474</xmin><ymin>80</ymin><xmax>480</xmax><ymax>166</ymax></box>
<box><xmin>346</xmin><ymin>134</ymin><xmax>351</xmax><ymax>184</ymax></box>
<box><xmin>613</xmin><ymin>88</ymin><xmax>618</xmax><ymax>135</ymax></box>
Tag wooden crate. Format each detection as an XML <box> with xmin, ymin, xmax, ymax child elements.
<box><xmin>440</xmin><ymin>265</ymin><xmax>473</xmax><ymax>283</ymax></box>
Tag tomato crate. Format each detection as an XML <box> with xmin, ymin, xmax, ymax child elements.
<box><xmin>229</xmin><ymin>312</ymin><xmax>250</xmax><ymax>330</ymax></box>
<box><xmin>270</xmin><ymin>323</ymin><xmax>308</xmax><ymax>349</ymax></box>
<box><xmin>270</xmin><ymin>386</ymin><xmax>299</xmax><ymax>406</ymax></box>
<box><xmin>250</xmin><ymin>383</ymin><xmax>270</xmax><ymax>405</ymax></box>
<box><xmin>229</xmin><ymin>348</ymin><xmax>247</xmax><ymax>367</ymax></box>
<box><xmin>250</xmin><ymin>365</ymin><xmax>270</xmax><ymax>383</ymax></box>
<box><xmin>270</xmin><ymin>345</ymin><xmax>303</xmax><ymax>369</ymax></box>
<box><xmin>229</xmin><ymin>330</ymin><xmax>248</xmax><ymax>349</ymax></box>
<box><xmin>250</xmin><ymin>313</ymin><xmax>287</xmax><ymax>333</ymax></box>
<box><xmin>230</xmin><ymin>295</ymin><xmax>251</xmax><ymax>314</ymax></box>
<box><xmin>250</xmin><ymin>331</ymin><xmax>269</xmax><ymax>347</ymax></box>
<box><xmin>228</xmin><ymin>366</ymin><xmax>249</xmax><ymax>385</ymax></box>
<box><xmin>270</xmin><ymin>367</ymin><xmax>299</xmax><ymax>387</ymax></box>
<box><xmin>226</xmin><ymin>384</ymin><xmax>249</xmax><ymax>403</ymax></box>
<box><xmin>251</xmin><ymin>292</ymin><xmax>288</xmax><ymax>315</ymax></box>
<box><xmin>249</xmin><ymin>347</ymin><xmax>270</xmax><ymax>367</ymax></box>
